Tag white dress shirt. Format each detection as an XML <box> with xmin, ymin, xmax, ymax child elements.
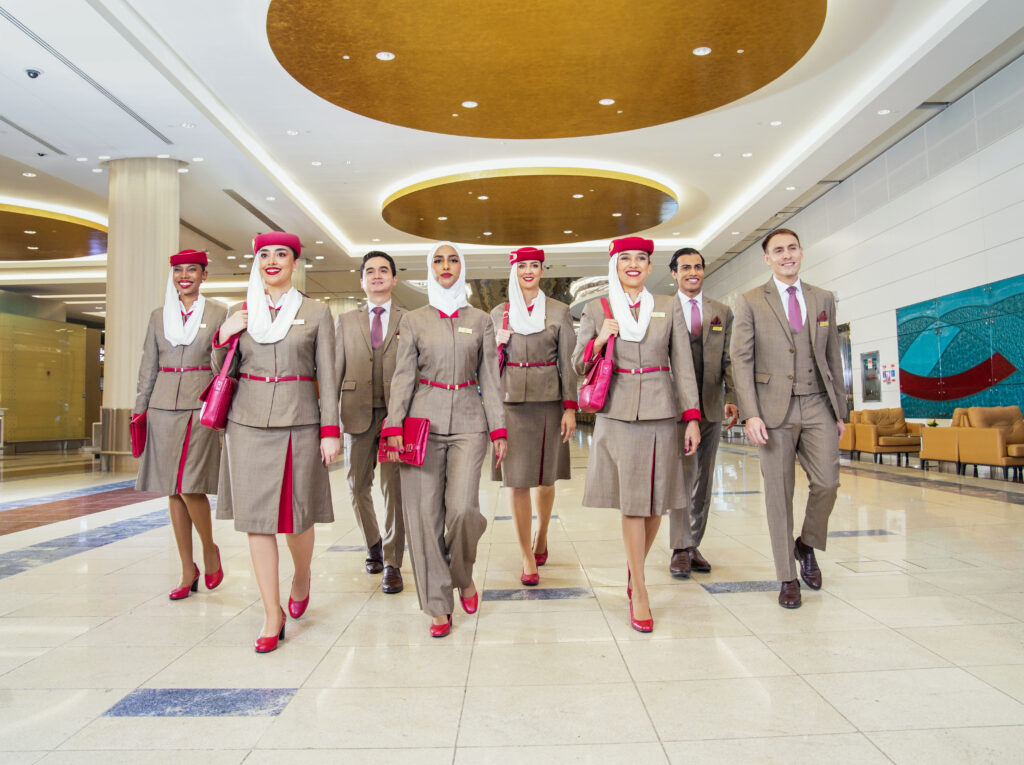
<box><xmin>367</xmin><ymin>299</ymin><xmax>392</xmax><ymax>337</ymax></box>
<box><xmin>772</xmin><ymin>277</ymin><xmax>807</xmax><ymax>324</ymax></box>
<box><xmin>677</xmin><ymin>291</ymin><xmax>704</xmax><ymax>335</ymax></box>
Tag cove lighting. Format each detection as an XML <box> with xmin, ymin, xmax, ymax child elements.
<box><xmin>692</xmin><ymin>47</ymin><xmax>712</xmax><ymax>56</ymax></box>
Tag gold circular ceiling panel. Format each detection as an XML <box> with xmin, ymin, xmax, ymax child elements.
<box><xmin>267</xmin><ymin>0</ymin><xmax>825</xmax><ymax>139</ymax></box>
<box><xmin>0</xmin><ymin>206</ymin><xmax>107</xmax><ymax>261</ymax></box>
<box><xmin>382</xmin><ymin>168</ymin><xmax>693</xmax><ymax>245</ymax></box>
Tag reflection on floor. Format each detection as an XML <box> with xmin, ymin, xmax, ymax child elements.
<box><xmin>2</xmin><ymin>430</ymin><xmax>1024</xmax><ymax>763</ymax></box>
<box><xmin>0</xmin><ymin>451</ymin><xmax>98</xmax><ymax>481</ymax></box>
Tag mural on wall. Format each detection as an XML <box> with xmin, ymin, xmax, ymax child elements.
<box><xmin>897</xmin><ymin>274</ymin><xmax>1024</xmax><ymax>418</ymax></box>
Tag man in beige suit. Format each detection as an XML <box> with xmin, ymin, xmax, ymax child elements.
<box><xmin>336</xmin><ymin>251</ymin><xmax>406</xmax><ymax>593</ymax></box>
<box><xmin>668</xmin><ymin>248</ymin><xmax>738</xmax><ymax>578</ymax></box>
<box><xmin>731</xmin><ymin>229</ymin><xmax>847</xmax><ymax>609</ymax></box>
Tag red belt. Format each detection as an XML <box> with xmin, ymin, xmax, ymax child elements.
<box><xmin>159</xmin><ymin>366</ymin><xmax>211</xmax><ymax>372</ymax></box>
<box><xmin>419</xmin><ymin>378</ymin><xmax>477</xmax><ymax>390</ymax></box>
<box><xmin>240</xmin><ymin>373</ymin><xmax>314</xmax><ymax>382</ymax></box>
<box><xmin>505</xmin><ymin>361</ymin><xmax>557</xmax><ymax>368</ymax></box>
<box><xmin>614</xmin><ymin>366</ymin><xmax>670</xmax><ymax>375</ymax></box>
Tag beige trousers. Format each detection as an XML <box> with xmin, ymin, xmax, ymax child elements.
<box><xmin>346</xmin><ymin>407</ymin><xmax>405</xmax><ymax>567</ymax></box>
<box><xmin>670</xmin><ymin>419</ymin><xmax>722</xmax><ymax>550</ymax></box>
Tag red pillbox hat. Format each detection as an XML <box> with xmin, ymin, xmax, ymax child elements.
<box><xmin>252</xmin><ymin>232</ymin><xmax>302</xmax><ymax>257</ymax></box>
<box><xmin>169</xmin><ymin>249</ymin><xmax>208</xmax><ymax>267</ymax></box>
<box><xmin>608</xmin><ymin>237</ymin><xmax>654</xmax><ymax>257</ymax></box>
<box><xmin>510</xmin><ymin>246</ymin><xmax>545</xmax><ymax>265</ymax></box>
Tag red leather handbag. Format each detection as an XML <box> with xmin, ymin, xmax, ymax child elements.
<box><xmin>578</xmin><ymin>298</ymin><xmax>615</xmax><ymax>414</ymax></box>
<box><xmin>377</xmin><ymin>417</ymin><xmax>430</xmax><ymax>466</ymax></box>
<box><xmin>129</xmin><ymin>411</ymin><xmax>147</xmax><ymax>458</ymax></box>
<box><xmin>497</xmin><ymin>302</ymin><xmax>510</xmax><ymax>375</ymax></box>
<box><xmin>199</xmin><ymin>334</ymin><xmax>240</xmax><ymax>431</ymax></box>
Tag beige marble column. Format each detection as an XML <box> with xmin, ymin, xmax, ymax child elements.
<box><xmin>292</xmin><ymin>257</ymin><xmax>307</xmax><ymax>293</ymax></box>
<box><xmin>102</xmin><ymin>157</ymin><xmax>182</xmax><ymax>470</ymax></box>
<box><xmin>327</xmin><ymin>297</ymin><xmax>361</xmax><ymax>319</ymax></box>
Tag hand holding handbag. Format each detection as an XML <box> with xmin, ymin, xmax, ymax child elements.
<box><xmin>377</xmin><ymin>417</ymin><xmax>430</xmax><ymax>466</ymax></box>
<box><xmin>497</xmin><ymin>302</ymin><xmax>510</xmax><ymax>375</ymax></box>
<box><xmin>578</xmin><ymin>298</ymin><xmax>615</xmax><ymax>414</ymax></box>
<box><xmin>129</xmin><ymin>411</ymin><xmax>147</xmax><ymax>458</ymax></box>
<box><xmin>199</xmin><ymin>333</ymin><xmax>240</xmax><ymax>431</ymax></box>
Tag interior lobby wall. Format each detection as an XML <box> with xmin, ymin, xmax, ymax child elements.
<box><xmin>707</xmin><ymin>55</ymin><xmax>1024</xmax><ymax>414</ymax></box>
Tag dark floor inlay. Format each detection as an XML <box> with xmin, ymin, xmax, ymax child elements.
<box><xmin>104</xmin><ymin>688</ymin><xmax>296</xmax><ymax>717</ymax></box>
<box><xmin>484</xmin><ymin>586</ymin><xmax>592</xmax><ymax>601</ymax></box>
<box><xmin>828</xmin><ymin>529</ymin><xmax>894</xmax><ymax>537</ymax></box>
<box><xmin>493</xmin><ymin>514</ymin><xmax>560</xmax><ymax>521</ymax></box>
<box><xmin>702</xmin><ymin>580</ymin><xmax>779</xmax><ymax>594</ymax></box>
<box><xmin>0</xmin><ymin>480</ymin><xmax>137</xmax><ymax>513</ymax></box>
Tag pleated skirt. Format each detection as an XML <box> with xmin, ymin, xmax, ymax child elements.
<box><xmin>216</xmin><ymin>420</ymin><xmax>333</xmax><ymax>534</ymax></box>
<box><xmin>582</xmin><ymin>415</ymin><xmax>685</xmax><ymax>517</ymax></box>
<box><xmin>491</xmin><ymin>401</ymin><xmax>571</xmax><ymax>488</ymax></box>
<box><xmin>135</xmin><ymin>408</ymin><xmax>220</xmax><ymax>495</ymax></box>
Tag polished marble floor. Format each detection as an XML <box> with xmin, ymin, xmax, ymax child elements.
<box><xmin>2</xmin><ymin>430</ymin><xmax>1024</xmax><ymax>763</ymax></box>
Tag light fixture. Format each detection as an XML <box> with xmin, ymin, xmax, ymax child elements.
<box><xmin>98</xmin><ymin>155</ymin><xmax>110</xmax><ymax>160</ymax></box>
<box><xmin>304</xmin><ymin>263</ymin><xmax>313</xmax><ymax>268</ymax></box>
<box><xmin>311</xmin><ymin>160</ymin><xmax>322</xmax><ymax>166</ymax></box>
<box><xmin>156</xmin><ymin>154</ymin><xmax>170</xmax><ymax>159</ymax></box>
<box><xmin>461</xmin><ymin>100</ymin><xmax>478</xmax><ymax>108</ymax></box>
<box><xmin>27</xmin><ymin>245</ymin><xmax>39</xmax><ymax>250</ymax></box>
<box><xmin>315</xmin><ymin>255</ymin><xmax>325</xmax><ymax>260</ymax></box>
<box><xmin>75</xmin><ymin>157</ymin><xmax>88</xmax><ymax>162</ymax></box>
<box><xmin>24</xmin><ymin>230</ymin><xmax>36</xmax><ymax>234</ymax></box>
<box><xmin>437</xmin><ymin>216</ymin><xmax>448</xmax><ymax>221</ymax></box>
<box><xmin>91</xmin><ymin>168</ymin><xmax>103</xmax><ymax>173</ymax></box>
<box><xmin>181</xmin><ymin>121</ymin><xmax>196</xmax><ymax>129</ymax></box>
<box><xmin>244</xmin><ymin>254</ymin><xmax>254</xmax><ymax>259</ymax></box>
<box><xmin>477</xmin><ymin>195</ymin><xmax>488</xmax><ymax>200</ymax></box>
<box><xmin>345</xmin><ymin>160</ymin><xmax>351</xmax><ymax>165</ymax></box>
<box><xmin>598</xmin><ymin>98</ymin><xmax>615</xmax><ymax>106</ymax></box>
<box><xmin>741</xmin><ymin>152</ymin><xmax>753</xmax><ymax>157</ymax></box>
<box><xmin>286</xmin><ymin>129</ymin><xmax>299</xmax><ymax>136</ymax></box>
<box><xmin>712</xmin><ymin>152</ymin><xmax>722</xmax><ymax>158</ymax></box>
<box><xmin>737</xmin><ymin>49</ymin><xmax>745</xmax><ymax>54</ymax></box>
<box><xmin>769</xmin><ymin>120</ymin><xmax>782</xmax><ymax>127</ymax></box>
<box><xmin>617</xmin><ymin>110</ymin><xmax>623</xmax><ymax>114</ymax></box>
<box><xmin>731</xmin><ymin>231</ymin><xmax>741</xmax><ymax>235</ymax></box>
<box><xmin>22</xmin><ymin>172</ymin><xmax>36</xmax><ymax>177</ymax></box>
<box><xmin>483</xmin><ymin>232</ymin><xmax>492</xmax><ymax>236</ymax></box>
<box><xmin>376</xmin><ymin>51</ymin><xmax>396</xmax><ymax>61</ymax></box>
<box><xmin>33</xmin><ymin>293</ymin><xmax>107</xmax><ymax>299</ymax></box>
<box><xmin>342</xmin><ymin>55</ymin><xmax>350</xmax><ymax>60</ymax></box>
<box><xmin>452</xmin><ymin>113</ymin><xmax>459</xmax><ymax>117</ymax></box>
<box><xmin>785</xmin><ymin>185</ymin><xmax>797</xmax><ymax>191</ymax></box>
<box><xmin>877</xmin><ymin>108</ymin><xmax>892</xmax><ymax>115</ymax></box>
<box><xmin>672</xmin><ymin>232</ymin><xmax>680</xmax><ymax>236</ymax></box>
<box><xmin>692</xmin><ymin>46</ymin><xmax>712</xmax><ymax>56</ymax></box>
<box><xmin>315</xmin><ymin>240</ymin><xmax>324</xmax><ymax>244</ymax></box>
<box><xmin>612</xmin><ymin>212</ymin><xmax>622</xmax><ymax>217</ymax></box>
<box><xmin>265</xmin><ymin>196</ymin><xmax>275</xmax><ymax>201</ymax></box>
<box><xmin>572</xmin><ymin>193</ymin><xmax>584</xmax><ymax>198</ymax></box>
<box><xmin>226</xmin><ymin>255</ymin><xmax>236</xmax><ymax>260</ymax></box>
<box><xmin>563</xmin><ymin>230</ymin><xmax>573</xmax><ymax>234</ymax></box>
<box><xmin>191</xmin><ymin>157</ymin><xmax>204</xmax><ymax>162</ymax></box>
<box><xmin>371</xmin><ymin>237</ymin><xmax>381</xmax><ymax>242</ymax></box>
<box><xmin>178</xmin><ymin>168</ymin><xmax>189</xmax><ymax>174</ymax></box>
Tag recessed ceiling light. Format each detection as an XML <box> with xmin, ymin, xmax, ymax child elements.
<box><xmin>483</xmin><ymin>232</ymin><xmax>492</xmax><ymax>236</ymax></box>
<box><xmin>191</xmin><ymin>157</ymin><xmax>204</xmax><ymax>162</ymax></box>
<box><xmin>315</xmin><ymin>240</ymin><xmax>324</xmax><ymax>245</ymax></box>
<box><xmin>244</xmin><ymin>254</ymin><xmax>253</xmax><ymax>259</ymax></box>
<box><xmin>769</xmin><ymin>120</ymin><xmax>782</xmax><ymax>126</ymax></box>
<box><xmin>27</xmin><ymin>246</ymin><xmax>39</xmax><ymax>250</ymax></box>
<box><xmin>156</xmin><ymin>154</ymin><xmax>170</xmax><ymax>159</ymax></box>
<box><xmin>572</xmin><ymin>194</ymin><xmax>584</xmax><ymax>199</ymax></box>
<box><xmin>598</xmin><ymin>98</ymin><xmax>615</xmax><ymax>106</ymax></box>
<box><xmin>712</xmin><ymin>152</ymin><xmax>722</xmax><ymax>158</ymax></box>
<box><xmin>265</xmin><ymin>196</ymin><xmax>275</xmax><ymax>201</ymax></box>
<box><xmin>612</xmin><ymin>212</ymin><xmax>622</xmax><ymax>217</ymax></box>
<box><xmin>178</xmin><ymin>168</ymin><xmax>189</xmax><ymax>173</ymax></box>
<box><xmin>437</xmin><ymin>216</ymin><xmax>448</xmax><ymax>221</ymax></box>
<box><xmin>24</xmin><ymin>230</ymin><xmax>36</xmax><ymax>234</ymax></box>
<box><xmin>286</xmin><ymin>129</ymin><xmax>299</xmax><ymax>136</ymax></box>
<box><xmin>461</xmin><ymin>100</ymin><xmax>478</xmax><ymax>108</ymax></box>
<box><xmin>226</xmin><ymin>255</ymin><xmax>236</xmax><ymax>260</ymax></box>
<box><xmin>692</xmin><ymin>46</ymin><xmax>712</xmax><ymax>56</ymax></box>
<box><xmin>785</xmin><ymin>185</ymin><xmax>797</xmax><ymax>191</ymax></box>
<box><xmin>672</xmin><ymin>232</ymin><xmax>680</xmax><ymax>236</ymax></box>
<box><xmin>22</xmin><ymin>172</ymin><xmax>36</xmax><ymax>177</ymax></box>
<box><xmin>98</xmin><ymin>154</ymin><xmax>110</xmax><ymax>160</ymax></box>
<box><xmin>371</xmin><ymin>238</ymin><xmax>380</xmax><ymax>242</ymax></box>
<box><xmin>451</xmin><ymin>113</ymin><xmax>459</xmax><ymax>117</ymax></box>
<box><xmin>376</xmin><ymin>51</ymin><xmax>396</xmax><ymax>61</ymax></box>
<box><xmin>342</xmin><ymin>55</ymin><xmax>350</xmax><ymax>60</ymax></box>
<box><xmin>617</xmin><ymin>110</ymin><xmax>623</xmax><ymax>114</ymax></box>
<box><xmin>91</xmin><ymin>168</ymin><xmax>103</xmax><ymax>173</ymax></box>
<box><xmin>181</xmin><ymin>121</ymin><xmax>196</xmax><ymax>129</ymax></box>
<box><xmin>304</xmin><ymin>263</ymin><xmax>313</xmax><ymax>268</ymax></box>
<box><xmin>315</xmin><ymin>255</ymin><xmax>325</xmax><ymax>260</ymax></box>
<box><xmin>731</xmin><ymin>231</ymin><xmax>741</xmax><ymax>235</ymax></box>
<box><xmin>344</xmin><ymin>160</ymin><xmax>351</xmax><ymax>165</ymax></box>
<box><xmin>741</xmin><ymin>152</ymin><xmax>753</xmax><ymax>157</ymax></box>
<box><xmin>737</xmin><ymin>48</ymin><xmax>745</xmax><ymax>53</ymax></box>
<box><xmin>477</xmin><ymin>195</ymin><xmax>488</xmax><ymax>200</ymax></box>
<box><xmin>877</xmin><ymin>108</ymin><xmax>892</xmax><ymax>115</ymax></box>
<box><xmin>76</xmin><ymin>157</ymin><xmax>88</xmax><ymax>162</ymax></box>
<box><xmin>563</xmin><ymin>230</ymin><xmax>573</xmax><ymax>234</ymax></box>
<box><xmin>311</xmin><ymin>160</ymin><xmax>322</xmax><ymax>166</ymax></box>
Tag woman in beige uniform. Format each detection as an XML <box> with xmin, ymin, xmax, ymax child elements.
<box><xmin>384</xmin><ymin>241</ymin><xmax>507</xmax><ymax>638</ymax></box>
<box><xmin>572</xmin><ymin>236</ymin><xmax>701</xmax><ymax>632</ymax></box>
<box><xmin>491</xmin><ymin>246</ymin><xmax>577</xmax><ymax>585</ymax></box>
<box><xmin>214</xmin><ymin>232</ymin><xmax>340</xmax><ymax>653</ymax></box>
<box><xmin>134</xmin><ymin>249</ymin><xmax>226</xmax><ymax>599</ymax></box>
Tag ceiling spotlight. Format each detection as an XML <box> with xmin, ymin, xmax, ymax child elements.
<box><xmin>786</xmin><ymin>185</ymin><xmax>797</xmax><ymax>191</ymax></box>
<box><xmin>371</xmin><ymin>238</ymin><xmax>380</xmax><ymax>242</ymax></box>
<box><xmin>265</xmin><ymin>196</ymin><xmax>276</xmax><ymax>201</ymax></box>
<box><xmin>692</xmin><ymin>46</ymin><xmax>712</xmax><ymax>56</ymax></box>
<box><xmin>76</xmin><ymin>157</ymin><xmax>88</xmax><ymax>162</ymax></box>
<box><xmin>156</xmin><ymin>154</ymin><xmax>170</xmax><ymax>159</ymax></box>
<box><xmin>315</xmin><ymin>255</ymin><xmax>325</xmax><ymax>260</ymax></box>
<box><xmin>563</xmin><ymin>230</ymin><xmax>573</xmax><ymax>234</ymax></box>
<box><xmin>741</xmin><ymin>152</ymin><xmax>753</xmax><ymax>157</ymax></box>
<box><xmin>98</xmin><ymin>154</ymin><xmax>110</xmax><ymax>160</ymax></box>
<box><xmin>22</xmin><ymin>172</ymin><xmax>36</xmax><ymax>177</ymax></box>
<box><xmin>712</xmin><ymin>152</ymin><xmax>722</xmax><ymax>158</ymax></box>
<box><xmin>612</xmin><ymin>212</ymin><xmax>622</xmax><ymax>217</ymax></box>
<box><xmin>178</xmin><ymin>168</ymin><xmax>189</xmax><ymax>173</ymax></box>
<box><xmin>304</xmin><ymin>263</ymin><xmax>313</xmax><ymax>268</ymax></box>
<box><xmin>342</xmin><ymin>55</ymin><xmax>350</xmax><ymax>60</ymax></box>
<box><xmin>191</xmin><ymin>157</ymin><xmax>204</xmax><ymax>163</ymax></box>
<box><xmin>286</xmin><ymin>129</ymin><xmax>299</xmax><ymax>136</ymax></box>
<box><xmin>27</xmin><ymin>245</ymin><xmax>39</xmax><ymax>250</ymax></box>
<box><xmin>315</xmin><ymin>240</ymin><xmax>324</xmax><ymax>245</ymax></box>
<box><xmin>226</xmin><ymin>255</ymin><xmax>236</xmax><ymax>260</ymax></box>
<box><xmin>877</xmin><ymin>108</ymin><xmax>892</xmax><ymax>115</ymax></box>
<box><xmin>311</xmin><ymin>160</ymin><xmax>322</xmax><ymax>166</ymax></box>
<box><xmin>572</xmin><ymin>193</ymin><xmax>584</xmax><ymax>198</ymax></box>
<box><xmin>769</xmin><ymin>120</ymin><xmax>782</xmax><ymax>126</ymax></box>
<box><xmin>376</xmin><ymin>51</ymin><xmax>396</xmax><ymax>61</ymax></box>
<box><xmin>483</xmin><ymin>232</ymin><xmax>492</xmax><ymax>236</ymax></box>
<box><xmin>451</xmin><ymin>113</ymin><xmax>459</xmax><ymax>117</ymax></box>
<box><xmin>24</xmin><ymin>230</ymin><xmax>36</xmax><ymax>234</ymax></box>
<box><xmin>731</xmin><ymin>231</ymin><xmax>741</xmax><ymax>235</ymax></box>
<box><xmin>244</xmin><ymin>254</ymin><xmax>254</xmax><ymax>259</ymax></box>
<box><xmin>181</xmin><ymin>121</ymin><xmax>196</xmax><ymax>129</ymax></box>
<box><xmin>91</xmin><ymin>168</ymin><xmax>103</xmax><ymax>173</ymax></box>
<box><xmin>598</xmin><ymin>98</ymin><xmax>615</xmax><ymax>106</ymax></box>
<box><xmin>477</xmin><ymin>195</ymin><xmax>488</xmax><ymax>200</ymax></box>
<box><xmin>437</xmin><ymin>216</ymin><xmax>448</xmax><ymax>221</ymax></box>
<box><xmin>461</xmin><ymin>100</ymin><xmax>478</xmax><ymax>108</ymax></box>
<box><xmin>737</xmin><ymin>48</ymin><xmax>745</xmax><ymax>53</ymax></box>
<box><xmin>672</xmin><ymin>232</ymin><xmax>680</xmax><ymax>236</ymax></box>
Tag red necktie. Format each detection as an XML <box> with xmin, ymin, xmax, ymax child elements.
<box><xmin>371</xmin><ymin>306</ymin><xmax>385</xmax><ymax>349</ymax></box>
<box><xmin>689</xmin><ymin>299</ymin><xmax>701</xmax><ymax>338</ymax></box>
<box><xmin>787</xmin><ymin>286</ymin><xmax>802</xmax><ymax>332</ymax></box>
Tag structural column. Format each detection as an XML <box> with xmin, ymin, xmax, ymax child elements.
<box><xmin>102</xmin><ymin>157</ymin><xmax>182</xmax><ymax>471</ymax></box>
<box><xmin>327</xmin><ymin>297</ymin><xmax>360</xmax><ymax>320</ymax></box>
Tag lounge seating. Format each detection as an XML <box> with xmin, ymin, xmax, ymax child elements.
<box><xmin>839</xmin><ymin>416</ymin><xmax>856</xmax><ymax>459</ymax></box>
<box><xmin>852</xmin><ymin>408</ymin><xmax>922</xmax><ymax>466</ymax></box>
<box><xmin>958</xmin><ymin>405</ymin><xmax>1024</xmax><ymax>480</ymax></box>
<box><xmin>919</xmin><ymin>407</ymin><xmax>966</xmax><ymax>472</ymax></box>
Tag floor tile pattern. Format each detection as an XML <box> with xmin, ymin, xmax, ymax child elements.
<box><xmin>104</xmin><ymin>688</ymin><xmax>296</xmax><ymax>717</ymax></box>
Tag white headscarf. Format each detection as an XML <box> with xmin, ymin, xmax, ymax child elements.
<box><xmin>245</xmin><ymin>255</ymin><xmax>302</xmax><ymax>344</ymax></box>
<box><xmin>507</xmin><ymin>263</ymin><xmax>546</xmax><ymax>335</ymax></box>
<box><xmin>426</xmin><ymin>241</ymin><xmax>469</xmax><ymax>315</ymax></box>
<box><xmin>162</xmin><ymin>269</ymin><xmax>206</xmax><ymax>347</ymax></box>
<box><xmin>607</xmin><ymin>251</ymin><xmax>654</xmax><ymax>342</ymax></box>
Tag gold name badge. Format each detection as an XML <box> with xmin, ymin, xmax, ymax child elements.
<box><xmin>292</xmin><ymin>319</ymin><xmax>306</xmax><ymax>325</ymax></box>
<box><xmin>651</xmin><ymin>311</ymin><xmax>666</xmax><ymax>318</ymax></box>
<box><xmin>818</xmin><ymin>320</ymin><xmax>829</xmax><ymax>327</ymax></box>
<box><xmin>458</xmin><ymin>326</ymin><xmax>473</xmax><ymax>334</ymax></box>
<box><xmin>712</xmin><ymin>325</ymin><xmax>723</xmax><ymax>332</ymax></box>
<box><xmin>200</xmin><ymin>324</ymin><xmax>207</xmax><ymax>328</ymax></box>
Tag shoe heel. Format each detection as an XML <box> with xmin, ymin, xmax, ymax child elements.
<box><xmin>189</xmin><ymin>579</ymin><xmax>199</xmax><ymax>593</ymax></box>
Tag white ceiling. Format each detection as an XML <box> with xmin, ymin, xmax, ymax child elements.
<box><xmin>1</xmin><ymin>0</ymin><xmax>1023</xmax><ymax>322</ymax></box>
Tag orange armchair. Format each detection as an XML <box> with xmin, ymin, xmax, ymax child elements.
<box><xmin>853</xmin><ymin>408</ymin><xmax>922</xmax><ymax>466</ymax></box>
<box><xmin>958</xmin><ymin>405</ymin><xmax>1024</xmax><ymax>480</ymax></box>
<box><xmin>919</xmin><ymin>407</ymin><xmax>967</xmax><ymax>472</ymax></box>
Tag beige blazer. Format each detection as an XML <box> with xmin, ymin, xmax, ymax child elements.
<box><xmin>731</xmin><ymin>279</ymin><xmax>848</xmax><ymax>429</ymax></box>
<box><xmin>385</xmin><ymin>305</ymin><xmax>505</xmax><ymax>437</ymax></box>
<box><xmin>335</xmin><ymin>304</ymin><xmax>406</xmax><ymax>435</ymax></box>
<box><xmin>212</xmin><ymin>298</ymin><xmax>340</xmax><ymax>432</ymax></box>
<box><xmin>692</xmin><ymin>295</ymin><xmax>737</xmax><ymax>422</ymax></box>
<box><xmin>490</xmin><ymin>298</ymin><xmax>577</xmax><ymax>404</ymax></box>
<box><xmin>571</xmin><ymin>294</ymin><xmax>700</xmax><ymax>422</ymax></box>
<box><xmin>134</xmin><ymin>302</ymin><xmax>227</xmax><ymax>414</ymax></box>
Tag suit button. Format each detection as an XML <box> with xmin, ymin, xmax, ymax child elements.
<box><xmin>789</xmin><ymin>348</ymin><xmax>795</xmax><ymax>354</ymax></box>
<box><xmin>787</xmin><ymin>375</ymin><xmax>793</xmax><ymax>380</ymax></box>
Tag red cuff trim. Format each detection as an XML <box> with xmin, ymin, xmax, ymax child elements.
<box><xmin>212</xmin><ymin>330</ymin><xmax>238</xmax><ymax>349</ymax></box>
<box><xmin>682</xmin><ymin>409</ymin><xmax>701</xmax><ymax>422</ymax></box>
<box><xmin>563</xmin><ymin>401</ymin><xmax>579</xmax><ymax>411</ymax></box>
<box><xmin>381</xmin><ymin>426</ymin><xmax>403</xmax><ymax>437</ymax></box>
<box><xmin>489</xmin><ymin>428</ymin><xmax>508</xmax><ymax>441</ymax></box>
<box><xmin>320</xmin><ymin>426</ymin><xmax>341</xmax><ymax>438</ymax></box>
<box><xmin>583</xmin><ymin>338</ymin><xmax>597</xmax><ymax>363</ymax></box>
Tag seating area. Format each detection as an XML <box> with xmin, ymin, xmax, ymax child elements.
<box><xmin>848</xmin><ymin>408</ymin><xmax>923</xmax><ymax>466</ymax></box>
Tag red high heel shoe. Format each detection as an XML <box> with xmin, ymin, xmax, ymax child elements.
<box><xmin>254</xmin><ymin>607</ymin><xmax>287</xmax><ymax>653</ymax></box>
<box><xmin>626</xmin><ymin>565</ymin><xmax>632</xmax><ymax>599</ymax></box>
<box><xmin>534</xmin><ymin>548</ymin><xmax>548</xmax><ymax>566</ymax></box>
<box><xmin>521</xmin><ymin>570</ymin><xmax>540</xmax><ymax>586</ymax></box>
<box><xmin>169</xmin><ymin>563</ymin><xmax>199</xmax><ymax>600</ymax></box>
<box><xmin>288</xmin><ymin>586</ymin><xmax>310</xmax><ymax>619</ymax></box>
<box><xmin>459</xmin><ymin>588</ymin><xmax>479</xmax><ymax>614</ymax></box>
<box><xmin>204</xmin><ymin>546</ymin><xmax>224</xmax><ymax>590</ymax></box>
<box><xmin>629</xmin><ymin>598</ymin><xmax>654</xmax><ymax>633</ymax></box>
<box><xmin>430</xmin><ymin>614</ymin><xmax>452</xmax><ymax>638</ymax></box>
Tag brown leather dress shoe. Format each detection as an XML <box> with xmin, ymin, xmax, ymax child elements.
<box><xmin>381</xmin><ymin>565</ymin><xmax>403</xmax><ymax>594</ymax></box>
<box><xmin>669</xmin><ymin>549</ymin><xmax>691</xmax><ymax>578</ymax></box>
<box><xmin>365</xmin><ymin>540</ymin><xmax>384</xmax><ymax>574</ymax></box>
<box><xmin>778</xmin><ymin>579</ymin><xmax>802</xmax><ymax>609</ymax></box>
<box><xmin>794</xmin><ymin>537</ymin><xmax>822</xmax><ymax>590</ymax></box>
<box><xmin>687</xmin><ymin>547</ymin><xmax>712</xmax><ymax>573</ymax></box>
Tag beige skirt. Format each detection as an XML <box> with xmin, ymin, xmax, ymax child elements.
<box><xmin>582</xmin><ymin>415</ymin><xmax>685</xmax><ymax>517</ymax></box>
<box><xmin>491</xmin><ymin>401</ymin><xmax>571</xmax><ymax>488</ymax></box>
<box><xmin>216</xmin><ymin>420</ymin><xmax>333</xmax><ymax>534</ymax></box>
<box><xmin>135</xmin><ymin>408</ymin><xmax>220</xmax><ymax>495</ymax></box>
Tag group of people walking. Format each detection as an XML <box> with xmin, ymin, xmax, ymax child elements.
<box><xmin>133</xmin><ymin>226</ymin><xmax>848</xmax><ymax>650</ymax></box>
